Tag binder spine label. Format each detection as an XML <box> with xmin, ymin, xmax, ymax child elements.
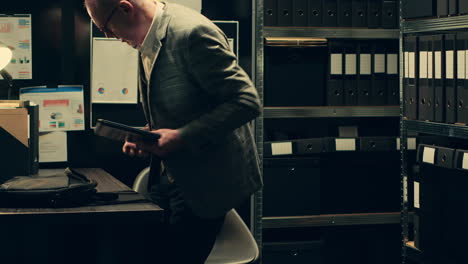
<box><xmin>331</xmin><ymin>53</ymin><xmax>343</xmax><ymax>75</ymax></box>
<box><xmin>345</xmin><ymin>54</ymin><xmax>357</xmax><ymax>75</ymax></box>
<box><xmin>446</xmin><ymin>50</ymin><xmax>454</xmax><ymax>79</ymax></box>
<box><xmin>387</xmin><ymin>54</ymin><xmax>398</xmax><ymax>75</ymax></box>
<box><xmin>422</xmin><ymin>146</ymin><xmax>436</xmax><ymax>164</ymax></box>
<box><xmin>271</xmin><ymin>142</ymin><xmax>293</xmax><ymax>155</ymax></box>
<box><xmin>435</xmin><ymin>51</ymin><xmax>442</xmax><ymax>79</ymax></box>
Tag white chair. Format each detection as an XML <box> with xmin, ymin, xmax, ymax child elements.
<box><xmin>132</xmin><ymin>168</ymin><xmax>259</xmax><ymax>264</ymax></box>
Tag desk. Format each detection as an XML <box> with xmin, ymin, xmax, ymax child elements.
<box><xmin>0</xmin><ymin>168</ymin><xmax>163</xmax><ymax>224</ymax></box>
<box><xmin>0</xmin><ymin>168</ymin><xmax>164</xmax><ymax>264</ymax></box>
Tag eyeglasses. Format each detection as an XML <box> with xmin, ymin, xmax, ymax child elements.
<box><xmin>98</xmin><ymin>4</ymin><xmax>119</xmax><ymax>38</ymax></box>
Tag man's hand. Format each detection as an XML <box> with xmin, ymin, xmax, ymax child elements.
<box><xmin>135</xmin><ymin>128</ymin><xmax>184</xmax><ymax>158</ymax></box>
<box><xmin>122</xmin><ymin>141</ymin><xmax>150</xmax><ymax>158</ymax></box>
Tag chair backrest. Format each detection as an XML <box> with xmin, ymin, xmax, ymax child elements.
<box><xmin>133</xmin><ymin>167</ymin><xmax>150</xmax><ymax>196</ymax></box>
<box><xmin>205</xmin><ymin>209</ymin><xmax>259</xmax><ymax>264</ymax></box>
<box><xmin>133</xmin><ymin>167</ymin><xmax>259</xmax><ymax>264</ymax></box>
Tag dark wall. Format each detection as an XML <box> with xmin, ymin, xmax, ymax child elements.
<box><xmin>1</xmin><ymin>0</ymin><xmax>254</xmax><ymax>186</ymax></box>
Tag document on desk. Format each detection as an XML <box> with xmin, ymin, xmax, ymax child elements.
<box><xmin>91</xmin><ymin>38</ymin><xmax>138</xmax><ymax>104</ymax></box>
<box><xmin>19</xmin><ymin>86</ymin><xmax>85</xmax><ymax>132</ymax></box>
<box><xmin>39</xmin><ymin>131</ymin><xmax>67</xmax><ymax>163</ymax></box>
<box><xmin>0</xmin><ymin>14</ymin><xmax>32</xmax><ymax>79</ymax></box>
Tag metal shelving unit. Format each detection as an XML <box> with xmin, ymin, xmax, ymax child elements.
<box><xmin>264</xmin><ymin>27</ymin><xmax>399</xmax><ymax>39</ymax></box>
<box><xmin>263</xmin><ymin>212</ymin><xmax>402</xmax><ymax>229</ymax></box>
<box><xmin>403</xmin><ymin>15</ymin><xmax>468</xmax><ymax>33</ymax></box>
<box><xmin>399</xmin><ymin>12</ymin><xmax>468</xmax><ymax>264</ymax></box>
<box><xmin>264</xmin><ymin>106</ymin><xmax>400</xmax><ymax>119</ymax></box>
<box><xmin>404</xmin><ymin>120</ymin><xmax>468</xmax><ymax>139</ymax></box>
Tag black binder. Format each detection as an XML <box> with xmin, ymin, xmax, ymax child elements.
<box><xmin>344</xmin><ymin>42</ymin><xmax>358</xmax><ymax>105</ymax></box>
<box><xmin>322</xmin><ymin>0</ymin><xmax>338</xmax><ymax>26</ymax></box>
<box><xmin>358</xmin><ymin>41</ymin><xmax>372</xmax><ymax>105</ymax></box>
<box><xmin>265</xmin><ymin>0</ymin><xmax>278</xmax><ymax>26</ymax></box>
<box><xmin>328</xmin><ymin>41</ymin><xmax>345</xmax><ymax>106</ymax></box>
<box><xmin>435</xmin><ymin>146</ymin><xmax>455</xmax><ymax>168</ymax></box>
<box><xmin>367</xmin><ymin>0</ymin><xmax>382</xmax><ymax>28</ymax></box>
<box><xmin>295</xmin><ymin>138</ymin><xmax>332</xmax><ymax>154</ymax></box>
<box><xmin>386</xmin><ymin>40</ymin><xmax>399</xmax><ymax>105</ymax></box>
<box><xmin>372</xmin><ymin>41</ymin><xmax>387</xmax><ymax>105</ymax></box>
<box><xmin>437</xmin><ymin>0</ymin><xmax>449</xmax><ymax>16</ymax></box>
<box><xmin>293</xmin><ymin>0</ymin><xmax>308</xmax><ymax>27</ymax></box>
<box><xmin>404</xmin><ymin>36</ymin><xmax>418</xmax><ymax>120</ymax></box>
<box><xmin>308</xmin><ymin>0</ymin><xmax>323</xmax><ymax>26</ymax></box>
<box><xmin>457</xmin><ymin>32</ymin><xmax>468</xmax><ymax>124</ymax></box>
<box><xmin>277</xmin><ymin>0</ymin><xmax>293</xmax><ymax>26</ymax></box>
<box><xmin>433</xmin><ymin>35</ymin><xmax>445</xmax><ymax>122</ymax></box>
<box><xmin>337</xmin><ymin>0</ymin><xmax>352</xmax><ymax>27</ymax></box>
<box><xmin>359</xmin><ymin>137</ymin><xmax>395</xmax><ymax>152</ymax></box>
<box><xmin>449</xmin><ymin>0</ymin><xmax>458</xmax><ymax>15</ymax></box>
<box><xmin>418</xmin><ymin>36</ymin><xmax>430</xmax><ymax>121</ymax></box>
<box><xmin>402</xmin><ymin>0</ymin><xmax>435</xmax><ymax>18</ymax></box>
<box><xmin>352</xmin><ymin>0</ymin><xmax>367</xmax><ymax>27</ymax></box>
<box><xmin>461</xmin><ymin>0</ymin><xmax>468</xmax><ymax>14</ymax></box>
<box><xmin>445</xmin><ymin>34</ymin><xmax>457</xmax><ymax>123</ymax></box>
<box><xmin>381</xmin><ymin>0</ymin><xmax>398</xmax><ymax>29</ymax></box>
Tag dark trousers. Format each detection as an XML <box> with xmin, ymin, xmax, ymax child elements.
<box><xmin>150</xmin><ymin>181</ymin><xmax>225</xmax><ymax>264</ymax></box>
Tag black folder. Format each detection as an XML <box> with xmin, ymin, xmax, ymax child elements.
<box><xmin>367</xmin><ymin>0</ymin><xmax>382</xmax><ymax>28</ymax></box>
<box><xmin>358</xmin><ymin>41</ymin><xmax>372</xmax><ymax>105</ymax></box>
<box><xmin>352</xmin><ymin>0</ymin><xmax>367</xmax><ymax>27</ymax></box>
<box><xmin>461</xmin><ymin>0</ymin><xmax>468</xmax><ymax>14</ymax></box>
<box><xmin>457</xmin><ymin>32</ymin><xmax>468</xmax><ymax>124</ymax></box>
<box><xmin>293</xmin><ymin>0</ymin><xmax>308</xmax><ymax>27</ymax></box>
<box><xmin>328</xmin><ymin>41</ymin><xmax>345</xmax><ymax>106</ymax></box>
<box><xmin>308</xmin><ymin>0</ymin><xmax>323</xmax><ymax>26</ymax></box>
<box><xmin>418</xmin><ymin>36</ymin><xmax>430</xmax><ymax>121</ymax></box>
<box><xmin>381</xmin><ymin>1</ymin><xmax>398</xmax><ymax>29</ymax></box>
<box><xmin>435</xmin><ymin>146</ymin><xmax>455</xmax><ymax>168</ymax></box>
<box><xmin>359</xmin><ymin>137</ymin><xmax>395</xmax><ymax>151</ymax></box>
<box><xmin>404</xmin><ymin>36</ymin><xmax>418</xmax><ymax>120</ymax></box>
<box><xmin>449</xmin><ymin>0</ymin><xmax>458</xmax><ymax>15</ymax></box>
<box><xmin>295</xmin><ymin>138</ymin><xmax>332</xmax><ymax>154</ymax></box>
<box><xmin>344</xmin><ymin>42</ymin><xmax>358</xmax><ymax>105</ymax></box>
<box><xmin>277</xmin><ymin>0</ymin><xmax>293</xmax><ymax>26</ymax></box>
<box><xmin>433</xmin><ymin>35</ymin><xmax>445</xmax><ymax>122</ymax></box>
<box><xmin>402</xmin><ymin>0</ymin><xmax>435</xmax><ymax>18</ymax></box>
<box><xmin>265</xmin><ymin>0</ymin><xmax>278</xmax><ymax>26</ymax></box>
<box><xmin>337</xmin><ymin>0</ymin><xmax>352</xmax><ymax>27</ymax></box>
<box><xmin>372</xmin><ymin>41</ymin><xmax>387</xmax><ymax>105</ymax></box>
<box><xmin>437</xmin><ymin>0</ymin><xmax>449</xmax><ymax>16</ymax></box>
<box><xmin>322</xmin><ymin>0</ymin><xmax>338</xmax><ymax>27</ymax></box>
<box><xmin>445</xmin><ymin>34</ymin><xmax>457</xmax><ymax>123</ymax></box>
<box><xmin>386</xmin><ymin>40</ymin><xmax>399</xmax><ymax>105</ymax></box>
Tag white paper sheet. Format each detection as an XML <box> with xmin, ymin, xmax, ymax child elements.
<box><xmin>387</xmin><ymin>54</ymin><xmax>398</xmax><ymax>75</ymax></box>
<box><xmin>360</xmin><ymin>54</ymin><xmax>371</xmax><ymax>75</ymax></box>
<box><xmin>446</xmin><ymin>50</ymin><xmax>454</xmax><ymax>79</ymax></box>
<box><xmin>435</xmin><ymin>51</ymin><xmax>442</xmax><ymax>79</ymax></box>
<box><xmin>0</xmin><ymin>15</ymin><xmax>32</xmax><ymax>79</ymax></box>
<box><xmin>414</xmin><ymin>182</ymin><xmax>420</xmax><ymax>209</ymax></box>
<box><xmin>271</xmin><ymin>142</ymin><xmax>293</xmax><ymax>156</ymax></box>
<box><xmin>39</xmin><ymin>131</ymin><xmax>67</xmax><ymax>163</ymax></box>
<box><xmin>331</xmin><ymin>54</ymin><xmax>343</xmax><ymax>75</ymax></box>
<box><xmin>458</xmin><ymin>50</ymin><xmax>466</xmax><ymax>79</ymax></box>
<box><xmin>428</xmin><ymin>52</ymin><xmax>433</xmax><ymax>78</ymax></box>
<box><xmin>345</xmin><ymin>54</ymin><xmax>357</xmax><ymax>75</ymax></box>
<box><xmin>374</xmin><ymin>54</ymin><xmax>385</xmax><ymax>73</ymax></box>
<box><xmin>419</xmin><ymin>51</ymin><xmax>428</xmax><ymax>78</ymax></box>
<box><xmin>19</xmin><ymin>86</ymin><xmax>85</xmax><ymax>132</ymax></box>
<box><xmin>404</xmin><ymin>52</ymin><xmax>409</xmax><ymax>78</ymax></box>
<box><xmin>91</xmin><ymin>38</ymin><xmax>138</xmax><ymax>104</ymax></box>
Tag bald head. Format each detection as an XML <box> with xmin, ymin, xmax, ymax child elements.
<box><xmin>85</xmin><ymin>0</ymin><xmax>158</xmax><ymax>49</ymax></box>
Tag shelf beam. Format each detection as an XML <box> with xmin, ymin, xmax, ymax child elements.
<box><xmin>262</xmin><ymin>212</ymin><xmax>401</xmax><ymax>228</ymax></box>
<box><xmin>403</xmin><ymin>15</ymin><xmax>468</xmax><ymax>33</ymax></box>
<box><xmin>264</xmin><ymin>27</ymin><xmax>399</xmax><ymax>39</ymax></box>
<box><xmin>264</xmin><ymin>106</ymin><xmax>400</xmax><ymax>118</ymax></box>
<box><xmin>404</xmin><ymin>120</ymin><xmax>468</xmax><ymax>139</ymax></box>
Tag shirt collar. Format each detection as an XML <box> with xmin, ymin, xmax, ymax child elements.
<box><xmin>139</xmin><ymin>0</ymin><xmax>165</xmax><ymax>58</ymax></box>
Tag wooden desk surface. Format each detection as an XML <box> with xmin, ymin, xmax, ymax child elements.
<box><xmin>0</xmin><ymin>168</ymin><xmax>163</xmax><ymax>224</ymax></box>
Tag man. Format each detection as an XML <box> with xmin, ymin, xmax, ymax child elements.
<box><xmin>85</xmin><ymin>0</ymin><xmax>262</xmax><ymax>263</ymax></box>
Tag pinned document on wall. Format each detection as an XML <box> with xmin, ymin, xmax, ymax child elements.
<box><xmin>0</xmin><ymin>14</ymin><xmax>32</xmax><ymax>79</ymax></box>
<box><xmin>91</xmin><ymin>38</ymin><xmax>138</xmax><ymax>104</ymax></box>
<box><xmin>19</xmin><ymin>86</ymin><xmax>85</xmax><ymax>132</ymax></box>
<box><xmin>39</xmin><ymin>131</ymin><xmax>67</xmax><ymax>163</ymax></box>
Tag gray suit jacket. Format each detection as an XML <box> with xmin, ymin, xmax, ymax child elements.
<box><xmin>139</xmin><ymin>1</ymin><xmax>262</xmax><ymax>218</ymax></box>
